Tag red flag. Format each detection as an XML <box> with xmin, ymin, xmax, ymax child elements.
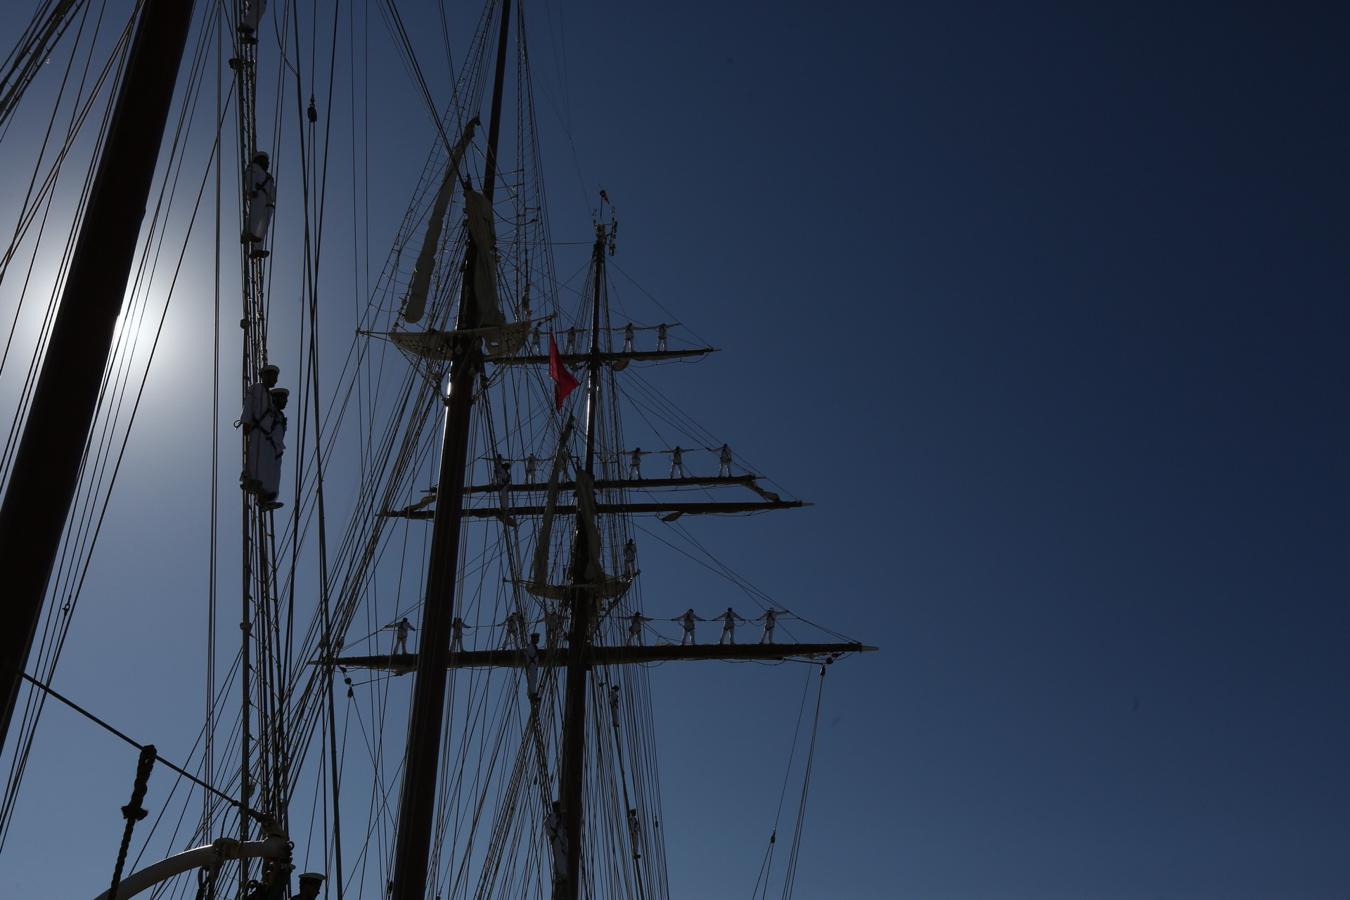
<box><xmin>549</xmin><ymin>335</ymin><xmax>579</xmax><ymax>411</ymax></box>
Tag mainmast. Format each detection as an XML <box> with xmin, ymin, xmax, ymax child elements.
<box><xmin>0</xmin><ymin>0</ymin><xmax>195</xmax><ymax>753</ymax></box>
<box><xmin>556</xmin><ymin>226</ymin><xmax>609</xmax><ymax>899</ymax></box>
<box><xmin>387</xmin><ymin>1</ymin><xmax>514</xmax><ymax>897</ymax></box>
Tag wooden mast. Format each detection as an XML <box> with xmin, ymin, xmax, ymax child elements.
<box><xmin>555</xmin><ymin>227</ymin><xmax>608</xmax><ymax>899</ymax></box>
<box><xmin>387</xmin><ymin>1</ymin><xmax>514</xmax><ymax>897</ymax></box>
<box><xmin>0</xmin><ymin>0</ymin><xmax>195</xmax><ymax>754</ymax></box>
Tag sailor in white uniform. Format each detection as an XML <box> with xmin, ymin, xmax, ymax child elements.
<box><xmin>668</xmin><ymin>446</ymin><xmax>685</xmax><ymax>479</ymax></box>
<box><xmin>386</xmin><ymin>617</ymin><xmax>415</xmax><ymax>654</ymax></box>
<box><xmin>627</xmin><ymin>808</ymin><xmax>642</xmax><ymax>859</ymax></box>
<box><xmin>255</xmin><ymin>388</ymin><xmax>288</xmax><ymax>509</ymax></box>
<box><xmin>544</xmin><ymin>802</ymin><xmax>569</xmax><ymax>886</ymax></box>
<box><xmin>755</xmin><ymin>609</ymin><xmax>779</xmax><ymax>644</ymax></box>
<box><xmin>717</xmin><ymin>443</ymin><xmax>732</xmax><ymax>477</ymax></box>
<box><xmin>243</xmin><ymin>151</ymin><xmax>275</xmax><ymax>254</ymax></box>
<box><xmin>623</xmin><ymin>538</ymin><xmax>637</xmax><ymax>576</ymax></box>
<box><xmin>713</xmin><ymin>607</ymin><xmax>746</xmax><ymax>645</ymax></box>
<box><xmin>525</xmin><ymin>453</ymin><xmax>539</xmax><ymax>483</ymax></box>
<box><xmin>523</xmin><ymin>632</ymin><xmax>541</xmax><ymax>702</ymax></box>
<box><xmin>544</xmin><ymin>609</ymin><xmax>564</xmax><ymax>649</ymax></box>
<box><xmin>626</xmin><ymin>612</ymin><xmax>651</xmax><ymax>645</ymax></box>
<box><xmin>674</xmin><ymin>608</ymin><xmax>703</xmax><ymax>645</ymax></box>
<box><xmin>239</xmin><ymin>364</ymin><xmax>279</xmax><ymax>493</ymax></box>
<box><xmin>492</xmin><ymin>453</ymin><xmax>511</xmax><ymax>488</ymax></box>
<box><xmin>656</xmin><ymin>323</ymin><xmax>667</xmax><ymax>351</ymax></box>
<box><xmin>294</xmin><ymin>872</ymin><xmax>323</xmax><ymax>900</ymax></box>
<box><xmin>239</xmin><ymin>0</ymin><xmax>267</xmax><ymax>41</ymax></box>
<box><xmin>623</xmin><ymin>322</ymin><xmax>635</xmax><ymax>352</ymax></box>
<box><xmin>627</xmin><ymin>448</ymin><xmax>643</xmax><ymax>479</ymax></box>
<box><xmin>504</xmin><ymin>611</ymin><xmax>526</xmax><ymax>648</ymax></box>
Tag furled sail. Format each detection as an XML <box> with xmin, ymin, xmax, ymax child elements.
<box><xmin>575</xmin><ymin>471</ymin><xmax>635</xmax><ymax>600</ymax></box>
<box><xmin>402</xmin><ymin>118</ymin><xmax>478</xmax><ymax>324</ymax></box>
<box><xmin>527</xmin><ymin>420</ymin><xmax>574</xmax><ymax>599</ymax></box>
<box><xmin>464</xmin><ymin>186</ymin><xmax>528</xmax><ymax>355</ymax></box>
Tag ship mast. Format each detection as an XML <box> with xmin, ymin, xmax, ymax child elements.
<box><xmin>556</xmin><ymin>226</ymin><xmax>609</xmax><ymax>899</ymax></box>
<box><xmin>387</xmin><ymin>0</ymin><xmax>514</xmax><ymax>897</ymax></box>
<box><xmin>0</xmin><ymin>0</ymin><xmax>195</xmax><ymax>754</ymax></box>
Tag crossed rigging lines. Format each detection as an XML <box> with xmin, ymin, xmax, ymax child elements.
<box><xmin>0</xmin><ymin>2</ymin><xmax>846</xmax><ymax>897</ymax></box>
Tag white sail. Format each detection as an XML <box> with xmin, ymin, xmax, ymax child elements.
<box><xmin>463</xmin><ymin>186</ymin><xmax>503</xmax><ymax>327</ymax></box>
<box><xmin>402</xmin><ymin>119</ymin><xmax>478</xmax><ymax>324</ymax></box>
<box><xmin>528</xmin><ymin>421</ymin><xmax>574</xmax><ymax>596</ymax></box>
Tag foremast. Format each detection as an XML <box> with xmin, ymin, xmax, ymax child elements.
<box><xmin>387</xmin><ymin>1</ymin><xmax>514</xmax><ymax>897</ymax></box>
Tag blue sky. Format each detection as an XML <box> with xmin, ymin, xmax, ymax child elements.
<box><xmin>0</xmin><ymin>1</ymin><xmax>1347</xmax><ymax>898</ymax></box>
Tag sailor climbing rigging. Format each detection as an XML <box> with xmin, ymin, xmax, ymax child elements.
<box><xmin>544</xmin><ymin>609</ymin><xmax>564</xmax><ymax>649</ymax></box>
<box><xmin>524</xmin><ymin>632</ymin><xmax>541</xmax><ymax>701</ymax></box>
<box><xmin>627</xmin><ymin>808</ymin><xmax>642</xmax><ymax>860</ymax></box>
<box><xmin>544</xmin><ymin>802</ymin><xmax>569</xmax><ymax>886</ymax></box>
<box><xmin>239</xmin><ymin>0</ymin><xmax>267</xmax><ymax>41</ymax></box>
<box><xmin>504</xmin><ymin>611</ymin><xmax>526</xmax><ymax>648</ymax></box>
<box><xmin>243</xmin><ymin>151</ymin><xmax>275</xmax><ymax>255</ymax></box>
<box><xmin>239</xmin><ymin>367</ymin><xmax>287</xmax><ymax>510</ymax></box>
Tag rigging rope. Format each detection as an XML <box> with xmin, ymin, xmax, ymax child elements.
<box><xmin>107</xmin><ymin>743</ymin><xmax>156</xmax><ymax>900</ymax></box>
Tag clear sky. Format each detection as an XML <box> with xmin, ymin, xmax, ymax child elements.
<box><xmin>0</xmin><ymin>1</ymin><xmax>1347</xmax><ymax>899</ymax></box>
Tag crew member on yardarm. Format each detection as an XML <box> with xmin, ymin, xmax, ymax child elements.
<box><xmin>716</xmin><ymin>442</ymin><xmax>732</xmax><ymax>477</ymax></box>
<box><xmin>385</xmin><ymin>616</ymin><xmax>415</xmax><ymax>654</ymax></box>
<box><xmin>714</xmin><ymin>607</ymin><xmax>746</xmax><ymax>645</ymax></box>
<box><xmin>668</xmin><ymin>445</ymin><xmax>685</xmax><ymax>478</ymax></box>
<box><xmin>626</xmin><ymin>611</ymin><xmax>651</xmax><ymax>645</ymax></box>
<box><xmin>755</xmin><ymin>608</ymin><xmax>779</xmax><ymax>644</ymax></box>
<box><xmin>674</xmin><ymin>608</ymin><xmax>704</xmax><ymax>645</ymax></box>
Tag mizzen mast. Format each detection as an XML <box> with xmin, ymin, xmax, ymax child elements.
<box><xmin>554</xmin><ymin>224</ymin><xmax>611</xmax><ymax>899</ymax></box>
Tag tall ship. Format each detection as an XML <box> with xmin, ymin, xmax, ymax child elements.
<box><xmin>0</xmin><ymin>1</ymin><xmax>874</xmax><ymax>897</ymax></box>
